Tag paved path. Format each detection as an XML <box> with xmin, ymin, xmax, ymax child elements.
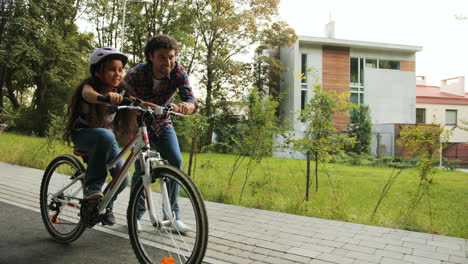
<box><xmin>0</xmin><ymin>201</ymin><xmax>141</xmax><ymax>264</ymax></box>
<box><xmin>0</xmin><ymin>162</ymin><xmax>467</xmax><ymax>264</ymax></box>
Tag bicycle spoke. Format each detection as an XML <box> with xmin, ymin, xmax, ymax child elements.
<box><xmin>127</xmin><ymin>168</ymin><xmax>208</xmax><ymax>264</ymax></box>
<box><xmin>40</xmin><ymin>155</ymin><xmax>86</xmax><ymax>243</ymax></box>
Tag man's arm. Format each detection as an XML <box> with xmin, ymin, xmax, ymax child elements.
<box><xmin>172</xmin><ymin>66</ymin><xmax>198</xmax><ymax>115</ymax></box>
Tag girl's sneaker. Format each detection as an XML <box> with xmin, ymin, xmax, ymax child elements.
<box><xmin>84</xmin><ymin>189</ymin><xmax>103</xmax><ymax>200</ymax></box>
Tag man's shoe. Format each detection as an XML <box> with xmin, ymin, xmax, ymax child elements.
<box><xmin>172</xmin><ymin>220</ymin><xmax>191</xmax><ymax>233</ymax></box>
<box><xmin>102</xmin><ymin>208</ymin><xmax>115</xmax><ymax>226</ymax></box>
<box><xmin>83</xmin><ymin>189</ymin><xmax>103</xmax><ymax>200</ymax></box>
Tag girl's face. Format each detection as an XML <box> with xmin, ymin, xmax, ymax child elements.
<box><xmin>96</xmin><ymin>59</ymin><xmax>124</xmax><ymax>89</ymax></box>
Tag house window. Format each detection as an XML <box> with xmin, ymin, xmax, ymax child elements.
<box><xmin>301</xmin><ymin>85</ymin><xmax>307</xmax><ymax>110</ymax></box>
<box><xmin>379</xmin><ymin>60</ymin><xmax>400</xmax><ymax>70</ymax></box>
<box><xmin>350</xmin><ymin>58</ymin><xmax>364</xmax><ymax>85</ymax></box>
<box><xmin>416</xmin><ymin>108</ymin><xmax>426</xmax><ymax>124</ymax></box>
<box><xmin>350</xmin><ymin>57</ymin><xmax>365</xmax><ymax>105</ymax></box>
<box><xmin>301</xmin><ymin>54</ymin><xmax>307</xmax><ymax>84</ymax></box>
<box><xmin>446</xmin><ymin>110</ymin><xmax>457</xmax><ymax>125</ymax></box>
<box><xmin>366</xmin><ymin>59</ymin><xmax>377</xmax><ymax>68</ymax></box>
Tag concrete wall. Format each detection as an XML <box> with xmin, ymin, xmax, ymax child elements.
<box><xmin>279</xmin><ymin>43</ymin><xmax>298</xmax><ymax>128</ymax></box>
<box><xmin>440</xmin><ymin>77</ymin><xmax>465</xmax><ymax>97</ymax></box>
<box><xmin>366</xmin><ymin>68</ymin><xmax>416</xmax><ymax>124</ymax></box>
<box><xmin>416</xmin><ymin>102</ymin><xmax>468</xmax><ymax>143</ymax></box>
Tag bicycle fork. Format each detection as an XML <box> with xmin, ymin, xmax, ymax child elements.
<box><xmin>142</xmin><ymin>153</ymin><xmax>175</xmax><ymax>229</ymax></box>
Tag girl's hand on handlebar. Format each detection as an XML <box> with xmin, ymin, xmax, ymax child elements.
<box><xmin>105</xmin><ymin>92</ymin><xmax>123</xmax><ymax>106</ymax></box>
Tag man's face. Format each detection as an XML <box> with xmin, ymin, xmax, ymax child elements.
<box><xmin>149</xmin><ymin>48</ymin><xmax>176</xmax><ymax>79</ymax></box>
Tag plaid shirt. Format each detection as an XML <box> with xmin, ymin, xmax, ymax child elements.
<box><xmin>124</xmin><ymin>61</ymin><xmax>198</xmax><ymax>138</ymax></box>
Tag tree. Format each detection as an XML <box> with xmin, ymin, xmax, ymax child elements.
<box><xmin>0</xmin><ymin>0</ymin><xmax>92</xmax><ymax>134</ymax></box>
<box><xmin>192</xmin><ymin>0</ymin><xmax>296</xmax><ymax>146</ymax></box>
<box><xmin>292</xmin><ymin>85</ymin><xmax>354</xmax><ymax>199</ymax></box>
<box><xmin>348</xmin><ymin>104</ymin><xmax>372</xmax><ymax>154</ymax></box>
<box><xmin>398</xmin><ymin>125</ymin><xmax>452</xmax><ymax>221</ymax></box>
<box><xmin>85</xmin><ymin>0</ymin><xmax>198</xmax><ymax>71</ymax></box>
<box><xmin>174</xmin><ymin>113</ymin><xmax>209</xmax><ymax>178</ymax></box>
<box><xmin>227</xmin><ymin>88</ymin><xmax>286</xmax><ymax>203</ymax></box>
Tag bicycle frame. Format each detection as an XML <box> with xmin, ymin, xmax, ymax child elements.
<box><xmin>50</xmin><ymin>105</ymin><xmax>175</xmax><ymax>227</ymax></box>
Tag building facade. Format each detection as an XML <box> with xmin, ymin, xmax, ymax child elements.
<box><xmin>274</xmin><ymin>35</ymin><xmax>422</xmax><ymax>158</ymax></box>
<box><xmin>416</xmin><ymin>76</ymin><xmax>468</xmax><ymax>164</ymax></box>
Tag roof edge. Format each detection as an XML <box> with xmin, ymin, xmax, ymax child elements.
<box><xmin>298</xmin><ymin>35</ymin><xmax>423</xmax><ymax>53</ymax></box>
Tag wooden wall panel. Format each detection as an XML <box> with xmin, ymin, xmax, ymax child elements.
<box><xmin>401</xmin><ymin>60</ymin><xmax>416</xmax><ymax>72</ymax></box>
<box><xmin>322</xmin><ymin>46</ymin><xmax>350</xmax><ymax>131</ymax></box>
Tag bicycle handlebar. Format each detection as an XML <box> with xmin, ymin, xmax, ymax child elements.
<box><xmin>97</xmin><ymin>95</ymin><xmax>185</xmax><ymax>117</ymax></box>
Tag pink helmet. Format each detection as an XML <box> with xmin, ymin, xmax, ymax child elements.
<box><xmin>88</xmin><ymin>47</ymin><xmax>128</xmax><ymax>75</ymax></box>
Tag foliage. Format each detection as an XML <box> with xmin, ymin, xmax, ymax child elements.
<box><xmin>211</xmin><ymin>110</ymin><xmax>244</xmax><ymax>153</ymax></box>
<box><xmin>441</xmin><ymin>157</ymin><xmax>460</xmax><ymax>171</ymax></box>
<box><xmin>348</xmin><ymin>104</ymin><xmax>372</xmax><ymax>154</ymax></box>
<box><xmin>398</xmin><ymin>125</ymin><xmax>452</xmax><ymax>221</ymax></box>
<box><xmin>174</xmin><ymin>113</ymin><xmax>209</xmax><ymax>178</ymax></box>
<box><xmin>192</xmin><ymin>0</ymin><xmax>297</xmax><ymax>146</ymax></box>
<box><xmin>292</xmin><ymin>85</ymin><xmax>355</xmax><ymax>197</ymax></box>
<box><xmin>85</xmin><ymin>0</ymin><xmax>197</xmax><ymax>71</ymax></box>
<box><xmin>227</xmin><ymin>87</ymin><xmax>286</xmax><ymax>202</ymax></box>
<box><xmin>0</xmin><ymin>0</ymin><xmax>93</xmax><ymax>135</ymax></box>
<box><xmin>459</xmin><ymin>119</ymin><xmax>468</xmax><ymax>131</ymax></box>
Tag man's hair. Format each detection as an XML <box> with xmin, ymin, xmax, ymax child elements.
<box><xmin>144</xmin><ymin>35</ymin><xmax>179</xmax><ymax>63</ymax></box>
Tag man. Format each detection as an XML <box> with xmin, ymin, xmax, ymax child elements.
<box><xmin>124</xmin><ymin>35</ymin><xmax>197</xmax><ymax>232</ymax></box>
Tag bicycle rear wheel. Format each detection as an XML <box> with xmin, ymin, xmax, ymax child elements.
<box><xmin>127</xmin><ymin>166</ymin><xmax>208</xmax><ymax>264</ymax></box>
<box><xmin>40</xmin><ymin>154</ymin><xmax>86</xmax><ymax>243</ymax></box>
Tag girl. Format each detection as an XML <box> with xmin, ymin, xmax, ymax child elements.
<box><xmin>64</xmin><ymin>47</ymin><xmax>134</xmax><ymax>226</ymax></box>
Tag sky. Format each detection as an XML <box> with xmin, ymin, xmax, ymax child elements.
<box><xmin>278</xmin><ymin>0</ymin><xmax>468</xmax><ymax>91</ymax></box>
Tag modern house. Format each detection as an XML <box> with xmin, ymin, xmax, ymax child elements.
<box><xmin>272</xmin><ymin>34</ymin><xmax>422</xmax><ymax>158</ymax></box>
<box><xmin>416</xmin><ymin>76</ymin><xmax>468</xmax><ymax>164</ymax></box>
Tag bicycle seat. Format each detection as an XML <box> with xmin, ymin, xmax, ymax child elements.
<box><xmin>73</xmin><ymin>149</ymin><xmax>90</xmax><ymax>163</ymax></box>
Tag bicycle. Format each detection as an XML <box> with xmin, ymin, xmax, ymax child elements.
<box><xmin>39</xmin><ymin>96</ymin><xmax>208</xmax><ymax>264</ymax></box>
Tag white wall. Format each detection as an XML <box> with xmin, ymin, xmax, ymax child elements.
<box><xmin>417</xmin><ymin>103</ymin><xmax>468</xmax><ymax>143</ymax></box>
<box><xmin>297</xmin><ymin>45</ymin><xmax>322</xmax><ymax>131</ymax></box>
<box><xmin>280</xmin><ymin>43</ymin><xmax>298</xmax><ymax>128</ymax></box>
<box><xmin>366</xmin><ymin>68</ymin><xmax>416</xmax><ymax>124</ymax></box>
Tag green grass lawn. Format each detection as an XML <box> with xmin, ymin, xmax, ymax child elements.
<box><xmin>1</xmin><ymin>132</ymin><xmax>467</xmax><ymax>238</ymax></box>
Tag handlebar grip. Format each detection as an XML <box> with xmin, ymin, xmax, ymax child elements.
<box><xmin>97</xmin><ymin>95</ymin><xmax>110</xmax><ymax>103</ymax></box>
<box><xmin>97</xmin><ymin>95</ymin><xmax>133</xmax><ymax>106</ymax></box>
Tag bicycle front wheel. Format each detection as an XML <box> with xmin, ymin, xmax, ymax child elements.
<box><xmin>128</xmin><ymin>166</ymin><xmax>208</xmax><ymax>264</ymax></box>
<box><xmin>40</xmin><ymin>154</ymin><xmax>86</xmax><ymax>243</ymax></box>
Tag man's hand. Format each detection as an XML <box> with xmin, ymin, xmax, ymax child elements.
<box><xmin>172</xmin><ymin>102</ymin><xmax>195</xmax><ymax>115</ymax></box>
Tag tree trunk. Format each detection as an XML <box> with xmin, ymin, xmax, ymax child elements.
<box><xmin>188</xmin><ymin>136</ymin><xmax>197</xmax><ymax>178</ymax></box>
<box><xmin>202</xmin><ymin>56</ymin><xmax>214</xmax><ymax>147</ymax></box>
<box><xmin>315</xmin><ymin>152</ymin><xmax>319</xmax><ymax>192</ymax></box>
<box><xmin>305</xmin><ymin>150</ymin><xmax>311</xmax><ymax>201</ymax></box>
<box><xmin>5</xmin><ymin>70</ymin><xmax>20</xmax><ymax>109</ymax></box>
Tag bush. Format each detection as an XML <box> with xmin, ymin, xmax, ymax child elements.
<box><xmin>346</xmin><ymin>152</ymin><xmax>374</xmax><ymax>165</ymax></box>
<box><xmin>442</xmin><ymin>158</ymin><xmax>461</xmax><ymax>171</ymax></box>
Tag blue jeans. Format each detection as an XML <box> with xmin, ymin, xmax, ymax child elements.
<box><xmin>73</xmin><ymin>128</ymin><xmax>129</xmax><ymax>209</ymax></box>
<box><xmin>132</xmin><ymin>126</ymin><xmax>182</xmax><ymax>219</ymax></box>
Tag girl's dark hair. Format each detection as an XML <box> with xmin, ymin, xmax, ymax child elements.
<box><xmin>64</xmin><ymin>57</ymin><xmax>135</xmax><ymax>146</ymax></box>
<box><xmin>144</xmin><ymin>34</ymin><xmax>179</xmax><ymax>63</ymax></box>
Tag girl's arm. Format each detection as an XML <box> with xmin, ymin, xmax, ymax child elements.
<box><xmin>82</xmin><ymin>84</ymin><xmax>122</xmax><ymax>105</ymax></box>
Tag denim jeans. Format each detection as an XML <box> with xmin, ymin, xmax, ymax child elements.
<box><xmin>132</xmin><ymin>126</ymin><xmax>182</xmax><ymax>219</ymax></box>
<box><xmin>73</xmin><ymin>128</ymin><xmax>129</xmax><ymax>209</ymax></box>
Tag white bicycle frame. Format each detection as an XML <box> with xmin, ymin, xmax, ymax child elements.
<box><xmin>51</xmin><ymin>105</ymin><xmax>179</xmax><ymax>227</ymax></box>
